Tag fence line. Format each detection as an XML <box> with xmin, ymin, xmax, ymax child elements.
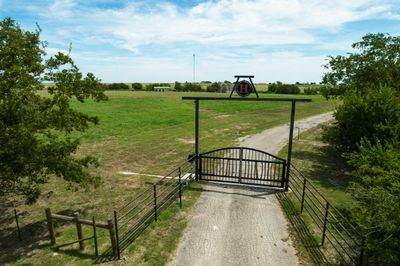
<box><xmin>286</xmin><ymin>165</ymin><xmax>364</xmax><ymax>265</ymax></box>
<box><xmin>114</xmin><ymin>159</ymin><xmax>195</xmax><ymax>258</ymax></box>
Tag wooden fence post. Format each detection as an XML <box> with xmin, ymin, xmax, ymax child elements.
<box><xmin>92</xmin><ymin>216</ymin><xmax>98</xmax><ymax>257</ymax></box>
<box><xmin>74</xmin><ymin>212</ymin><xmax>84</xmax><ymax>250</ymax></box>
<box><xmin>108</xmin><ymin>218</ymin><xmax>117</xmax><ymax>258</ymax></box>
<box><xmin>45</xmin><ymin>208</ymin><xmax>56</xmax><ymax>245</ymax></box>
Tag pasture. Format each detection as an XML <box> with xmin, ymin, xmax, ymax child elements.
<box><xmin>1</xmin><ymin>91</ymin><xmax>337</xmax><ymax>265</ymax></box>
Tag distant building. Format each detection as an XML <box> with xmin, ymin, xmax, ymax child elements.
<box><xmin>154</xmin><ymin>86</ymin><xmax>170</xmax><ymax>92</ymax></box>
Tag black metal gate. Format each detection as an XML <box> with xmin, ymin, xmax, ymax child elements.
<box><xmin>199</xmin><ymin>147</ymin><xmax>286</xmax><ymax>188</ymax></box>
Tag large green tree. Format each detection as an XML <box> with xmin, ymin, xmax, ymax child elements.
<box><xmin>323</xmin><ymin>33</ymin><xmax>400</xmax><ymax>264</ymax></box>
<box><xmin>0</xmin><ymin>18</ymin><xmax>107</xmax><ymax>203</ymax></box>
<box><xmin>323</xmin><ymin>33</ymin><xmax>400</xmax><ymax>95</ymax></box>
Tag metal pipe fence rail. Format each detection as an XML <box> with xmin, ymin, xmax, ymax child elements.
<box><xmin>113</xmin><ymin>159</ymin><xmax>195</xmax><ymax>259</ymax></box>
<box><xmin>287</xmin><ymin>165</ymin><xmax>364</xmax><ymax>265</ymax></box>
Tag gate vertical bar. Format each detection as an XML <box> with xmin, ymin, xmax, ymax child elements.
<box><xmin>195</xmin><ymin>100</ymin><xmax>199</xmax><ymax>181</ymax></box>
<box><xmin>238</xmin><ymin>148</ymin><xmax>243</xmax><ymax>183</ymax></box>
<box><xmin>285</xmin><ymin>101</ymin><xmax>296</xmax><ymax>191</ymax></box>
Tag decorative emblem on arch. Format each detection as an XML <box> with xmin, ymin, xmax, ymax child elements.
<box><xmin>229</xmin><ymin>75</ymin><xmax>259</xmax><ymax>98</ymax></box>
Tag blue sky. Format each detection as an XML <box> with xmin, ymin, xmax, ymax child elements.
<box><xmin>1</xmin><ymin>0</ymin><xmax>400</xmax><ymax>83</ymax></box>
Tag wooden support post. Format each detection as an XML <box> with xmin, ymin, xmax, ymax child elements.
<box><xmin>92</xmin><ymin>216</ymin><xmax>98</xmax><ymax>257</ymax></box>
<box><xmin>107</xmin><ymin>218</ymin><xmax>117</xmax><ymax>258</ymax></box>
<box><xmin>74</xmin><ymin>212</ymin><xmax>84</xmax><ymax>250</ymax></box>
<box><xmin>45</xmin><ymin>208</ymin><xmax>56</xmax><ymax>245</ymax></box>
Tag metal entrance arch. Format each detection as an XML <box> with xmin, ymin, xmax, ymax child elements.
<box><xmin>182</xmin><ymin>96</ymin><xmax>312</xmax><ymax>190</ymax></box>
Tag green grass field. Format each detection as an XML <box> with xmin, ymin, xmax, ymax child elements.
<box><xmin>1</xmin><ymin>91</ymin><xmax>337</xmax><ymax>265</ymax></box>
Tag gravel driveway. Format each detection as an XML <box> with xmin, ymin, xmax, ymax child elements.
<box><xmin>170</xmin><ymin>112</ymin><xmax>333</xmax><ymax>266</ymax></box>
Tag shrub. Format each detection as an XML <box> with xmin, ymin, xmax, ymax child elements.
<box><xmin>103</xmin><ymin>83</ymin><xmax>130</xmax><ymax>90</ymax></box>
<box><xmin>131</xmin><ymin>82</ymin><xmax>143</xmax><ymax>90</ymax></box>
<box><xmin>183</xmin><ymin>82</ymin><xmax>202</xmax><ymax>92</ymax></box>
<box><xmin>174</xmin><ymin>81</ymin><xmax>183</xmax><ymax>91</ymax></box>
<box><xmin>324</xmin><ymin>86</ymin><xmax>400</xmax><ymax>152</ymax></box>
<box><xmin>206</xmin><ymin>82</ymin><xmax>221</xmax><ymax>92</ymax></box>
<box><xmin>347</xmin><ymin>141</ymin><xmax>400</xmax><ymax>265</ymax></box>
<box><xmin>268</xmin><ymin>82</ymin><xmax>300</xmax><ymax>94</ymax></box>
<box><xmin>303</xmin><ymin>87</ymin><xmax>319</xmax><ymax>95</ymax></box>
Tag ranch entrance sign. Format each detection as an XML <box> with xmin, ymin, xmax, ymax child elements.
<box><xmin>229</xmin><ymin>75</ymin><xmax>259</xmax><ymax>98</ymax></box>
<box><xmin>183</xmin><ymin>75</ymin><xmax>311</xmax><ymax>190</ymax></box>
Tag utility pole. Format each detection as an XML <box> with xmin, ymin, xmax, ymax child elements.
<box><xmin>193</xmin><ymin>53</ymin><xmax>196</xmax><ymax>83</ymax></box>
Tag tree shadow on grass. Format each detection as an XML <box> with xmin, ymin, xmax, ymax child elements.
<box><xmin>291</xmin><ymin>144</ymin><xmax>354</xmax><ymax>190</ymax></box>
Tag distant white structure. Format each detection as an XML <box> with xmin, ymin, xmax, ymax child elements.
<box><xmin>154</xmin><ymin>86</ymin><xmax>170</xmax><ymax>92</ymax></box>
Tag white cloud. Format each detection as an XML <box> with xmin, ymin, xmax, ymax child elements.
<box><xmin>38</xmin><ymin>0</ymin><xmax>396</xmax><ymax>50</ymax></box>
<box><xmin>48</xmin><ymin>0</ymin><xmax>76</xmax><ymax>18</ymax></box>
<box><xmin>15</xmin><ymin>0</ymin><xmax>400</xmax><ymax>82</ymax></box>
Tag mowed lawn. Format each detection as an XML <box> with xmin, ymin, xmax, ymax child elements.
<box><xmin>1</xmin><ymin>91</ymin><xmax>337</xmax><ymax>265</ymax></box>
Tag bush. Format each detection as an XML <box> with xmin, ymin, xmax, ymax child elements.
<box><xmin>347</xmin><ymin>141</ymin><xmax>400</xmax><ymax>265</ymax></box>
<box><xmin>174</xmin><ymin>81</ymin><xmax>183</xmax><ymax>91</ymax></box>
<box><xmin>183</xmin><ymin>82</ymin><xmax>202</xmax><ymax>92</ymax></box>
<box><xmin>303</xmin><ymin>87</ymin><xmax>319</xmax><ymax>95</ymax></box>
<box><xmin>324</xmin><ymin>86</ymin><xmax>400</xmax><ymax>152</ymax></box>
<box><xmin>206</xmin><ymin>82</ymin><xmax>221</xmax><ymax>92</ymax></box>
<box><xmin>268</xmin><ymin>82</ymin><xmax>300</xmax><ymax>94</ymax></box>
<box><xmin>103</xmin><ymin>83</ymin><xmax>130</xmax><ymax>90</ymax></box>
<box><xmin>131</xmin><ymin>82</ymin><xmax>143</xmax><ymax>90</ymax></box>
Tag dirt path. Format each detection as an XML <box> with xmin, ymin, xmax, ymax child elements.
<box><xmin>170</xmin><ymin>112</ymin><xmax>333</xmax><ymax>266</ymax></box>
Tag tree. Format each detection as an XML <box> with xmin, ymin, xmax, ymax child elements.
<box><xmin>174</xmin><ymin>81</ymin><xmax>183</xmax><ymax>91</ymax></box>
<box><xmin>102</xmin><ymin>83</ymin><xmax>129</xmax><ymax>90</ymax></box>
<box><xmin>206</xmin><ymin>82</ymin><xmax>221</xmax><ymax>92</ymax></box>
<box><xmin>324</xmin><ymin>86</ymin><xmax>400</xmax><ymax>152</ymax></box>
<box><xmin>347</xmin><ymin>141</ymin><xmax>400</xmax><ymax>265</ymax></box>
<box><xmin>267</xmin><ymin>82</ymin><xmax>300</xmax><ymax>94</ymax></box>
<box><xmin>0</xmin><ymin>18</ymin><xmax>107</xmax><ymax>203</ymax></box>
<box><xmin>323</xmin><ymin>33</ymin><xmax>400</xmax><ymax>264</ymax></box>
<box><xmin>322</xmin><ymin>33</ymin><xmax>400</xmax><ymax>97</ymax></box>
<box><xmin>131</xmin><ymin>82</ymin><xmax>143</xmax><ymax>90</ymax></box>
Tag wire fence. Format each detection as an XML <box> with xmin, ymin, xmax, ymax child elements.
<box><xmin>113</xmin><ymin>158</ymin><xmax>195</xmax><ymax>259</ymax></box>
<box><xmin>285</xmin><ymin>165</ymin><xmax>364</xmax><ymax>265</ymax></box>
